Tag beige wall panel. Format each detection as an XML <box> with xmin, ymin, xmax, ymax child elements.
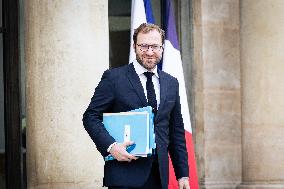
<box><xmin>240</xmin><ymin>0</ymin><xmax>284</xmax><ymax>188</ymax></box>
<box><xmin>203</xmin><ymin>91</ymin><xmax>241</xmax><ymax>186</ymax></box>
<box><xmin>195</xmin><ymin>0</ymin><xmax>241</xmax><ymax>188</ymax></box>
<box><xmin>25</xmin><ymin>1</ymin><xmax>108</xmax><ymax>188</ymax></box>
<box><xmin>202</xmin><ymin>0</ymin><xmax>239</xmax><ymax>27</ymax></box>
<box><xmin>202</xmin><ymin>26</ymin><xmax>240</xmax><ymax>90</ymax></box>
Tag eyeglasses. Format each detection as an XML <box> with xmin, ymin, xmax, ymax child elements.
<box><xmin>137</xmin><ymin>44</ymin><xmax>163</xmax><ymax>52</ymax></box>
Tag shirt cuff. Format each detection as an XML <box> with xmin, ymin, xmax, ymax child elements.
<box><xmin>107</xmin><ymin>142</ymin><xmax>117</xmax><ymax>153</ymax></box>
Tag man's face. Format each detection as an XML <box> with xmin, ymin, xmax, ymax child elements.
<box><xmin>134</xmin><ymin>30</ymin><xmax>163</xmax><ymax>71</ymax></box>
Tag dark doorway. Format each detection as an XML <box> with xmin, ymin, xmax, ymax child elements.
<box><xmin>2</xmin><ymin>0</ymin><xmax>25</xmax><ymax>188</ymax></box>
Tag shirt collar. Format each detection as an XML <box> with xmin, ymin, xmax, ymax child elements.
<box><xmin>133</xmin><ymin>59</ymin><xmax>159</xmax><ymax>78</ymax></box>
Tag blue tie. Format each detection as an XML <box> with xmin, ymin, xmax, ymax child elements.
<box><xmin>144</xmin><ymin>72</ymin><xmax>157</xmax><ymax>114</ymax></box>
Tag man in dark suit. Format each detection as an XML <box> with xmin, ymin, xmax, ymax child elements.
<box><xmin>83</xmin><ymin>23</ymin><xmax>190</xmax><ymax>189</ymax></box>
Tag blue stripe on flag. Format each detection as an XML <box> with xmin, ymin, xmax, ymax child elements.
<box><xmin>163</xmin><ymin>0</ymin><xmax>179</xmax><ymax>50</ymax></box>
<box><xmin>144</xmin><ymin>0</ymin><xmax>155</xmax><ymax>23</ymax></box>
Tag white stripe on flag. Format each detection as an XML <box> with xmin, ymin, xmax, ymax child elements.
<box><xmin>129</xmin><ymin>0</ymin><xmax>147</xmax><ymax>63</ymax></box>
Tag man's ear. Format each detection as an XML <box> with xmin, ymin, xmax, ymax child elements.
<box><xmin>133</xmin><ymin>43</ymin><xmax>136</xmax><ymax>50</ymax></box>
<box><xmin>161</xmin><ymin>44</ymin><xmax>165</xmax><ymax>52</ymax></box>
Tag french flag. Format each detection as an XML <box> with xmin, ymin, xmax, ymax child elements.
<box><xmin>162</xmin><ymin>1</ymin><xmax>199</xmax><ymax>188</ymax></box>
<box><xmin>130</xmin><ymin>0</ymin><xmax>199</xmax><ymax>188</ymax></box>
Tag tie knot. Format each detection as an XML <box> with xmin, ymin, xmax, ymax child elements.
<box><xmin>144</xmin><ymin>72</ymin><xmax>154</xmax><ymax>79</ymax></box>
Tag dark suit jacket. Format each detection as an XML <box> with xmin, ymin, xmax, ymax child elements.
<box><xmin>83</xmin><ymin>63</ymin><xmax>189</xmax><ymax>189</ymax></box>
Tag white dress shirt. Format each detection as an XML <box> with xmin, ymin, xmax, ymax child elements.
<box><xmin>133</xmin><ymin>60</ymin><xmax>160</xmax><ymax>109</ymax></box>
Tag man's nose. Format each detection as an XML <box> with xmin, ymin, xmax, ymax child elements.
<box><xmin>145</xmin><ymin>47</ymin><xmax>154</xmax><ymax>55</ymax></box>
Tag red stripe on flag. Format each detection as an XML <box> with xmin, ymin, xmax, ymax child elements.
<box><xmin>168</xmin><ymin>131</ymin><xmax>199</xmax><ymax>189</ymax></box>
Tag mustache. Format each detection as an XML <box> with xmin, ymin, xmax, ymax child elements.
<box><xmin>142</xmin><ymin>55</ymin><xmax>159</xmax><ymax>58</ymax></box>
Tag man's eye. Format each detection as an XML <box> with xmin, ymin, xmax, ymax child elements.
<box><xmin>140</xmin><ymin>44</ymin><xmax>148</xmax><ymax>47</ymax></box>
<box><xmin>152</xmin><ymin>45</ymin><xmax>159</xmax><ymax>49</ymax></box>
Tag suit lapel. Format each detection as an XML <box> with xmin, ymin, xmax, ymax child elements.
<box><xmin>127</xmin><ymin>63</ymin><xmax>148</xmax><ymax>107</ymax></box>
<box><xmin>157</xmin><ymin>69</ymin><xmax>168</xmax><ymax>118</ymax></box>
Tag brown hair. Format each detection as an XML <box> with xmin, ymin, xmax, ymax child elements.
<box><xmin>133</xmin><ymin>23</ymin><xmax>165</xmax><ymax>45</ymax></box>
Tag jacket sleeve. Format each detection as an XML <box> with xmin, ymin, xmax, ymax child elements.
<box><xmin>82</xmin><ymin>70</ymin><xmax>116</xmax><ymax>157</ymax></box>
<box><xmin>168</xmin><ymin>79</ymin><xmax>189</xmax><ymax>179</ymax></box>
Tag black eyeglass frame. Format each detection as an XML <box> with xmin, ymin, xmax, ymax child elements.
<box><xmin>136</xmin><ymin>43</ymin><xmax>164</xmax><ymax>52</ymax></box>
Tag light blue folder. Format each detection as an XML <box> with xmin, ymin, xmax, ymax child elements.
<box><xmin>103</xmin><ymin>106</ymin><xmax>155</xmax><ymax>161</ymax></box>
<box><xmin>130</xmin><ymin>106</ymin><xmax>156</xmax><ymax>151</ymax></box>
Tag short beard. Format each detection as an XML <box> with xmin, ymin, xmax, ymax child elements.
<box><xmin>136</xmin><ymin>54</ymin><xmax>161</xmax><ymax>70</ymax></box>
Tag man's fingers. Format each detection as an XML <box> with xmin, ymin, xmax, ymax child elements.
<box><xmin>178</xmin><ymin>178</ymin><xmax>190</xmax><ymax>189</ymax></box>
<box><xmin>117</xmin><ymin>147</ymin><xmax>137</xmax><ymax>161</ymax></box>
<box><xmin>118</xmin><ymin>154</ymin><xmax>136</xmax><ymax>162</ymax></box>
<box><xmin>123</xmin><ymin>141</ymin><xmax>135</xmax><ymax>147</ymax></box>
<box><xmin>120</xmin><ymin>150</ymin><xmax>137</xmax><ymax>161</ymax></box>
<box><xmin>126</xmin><ymin>154</ymin><xmax>138</xmax><ymax>160</ymax></box>
<box><xmin>109</xmin><ymin>142</ymin><xmax>138</xmax><ymax>162</ymax></box>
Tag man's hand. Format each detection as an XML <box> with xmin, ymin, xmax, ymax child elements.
<box><xmin>178</xmin><ymin>177</ymin><xmax>190</xmax><ymax>189</ymax></box>
<box><xmin>109</xmin><ymin>141</ymin><xmax>138</xmax><ymax>162</ymax></box>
